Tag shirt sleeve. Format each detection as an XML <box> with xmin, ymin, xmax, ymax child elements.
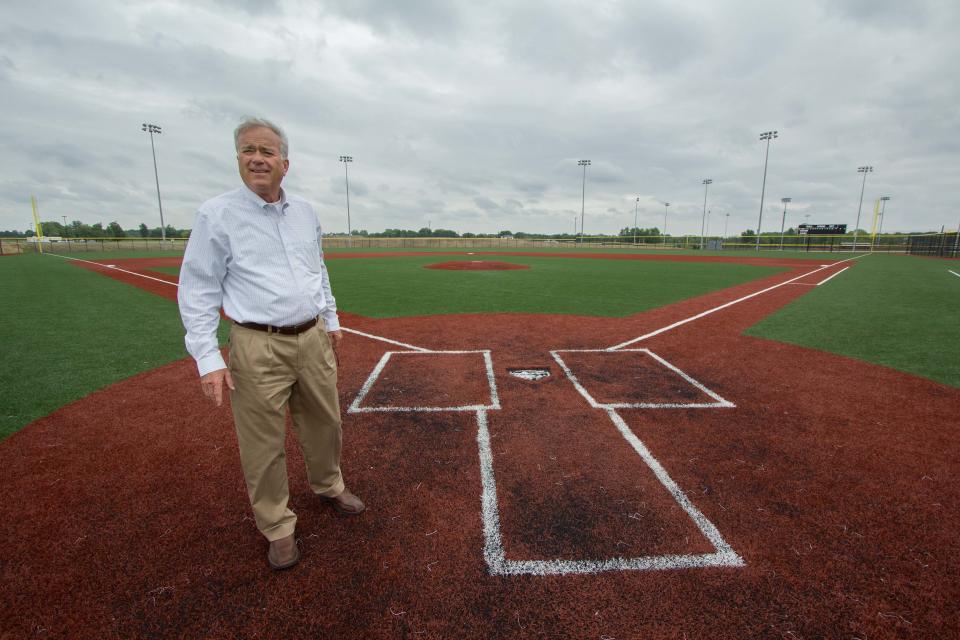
<box><xmin>178</xmin><ymin>207</ymin><xmax>229</xmax><ymax>376</ymax></box>
<box><xmin>316</xmin><ymin>221</ymin><xmax>340</xmax><ymax>332</ymax></box>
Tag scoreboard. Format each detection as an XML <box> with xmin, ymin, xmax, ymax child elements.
<box><xmin>798</xmin><ymin>224</ymin><xmax>847</xmax><ymax>235</ymax></box>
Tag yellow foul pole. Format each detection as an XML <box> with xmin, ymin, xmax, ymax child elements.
<box><xmin>31</xmin><ymin>195</ymin><xmax>44</xmax><ymax>254</ymax></box>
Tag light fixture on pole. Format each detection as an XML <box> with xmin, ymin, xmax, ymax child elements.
<box><xmin>141</xmin><ymin>123</ymin><xmax>165</xmax><ymax>245</ymax></box>
<box><xmin>854</xmin><ymin>166</ymin><xmax>873</xmax><ymax>252</ymax></box>
<box><xmin>663</xmin><ymin>202</ymin><xmax>670</xmax><ymax>246</ymax></box>
<box><xmin>578</xmin><ymin>160</ymin><xmax>591</xmax><ymax>243</ymax></box>
<box><xmin>875</xmin><ymin>196</ymin><xmax>890</xmax><ymax>251</ymax></box>
<box><xmin>339</xmin><ymin>155</ymin><xmax>353</xmax><ymax>247</ymax></box>
<box><xmin>779</xmin><ymin>197</ymin><xmax>792</xmax><ymax>250</ymax></box>
<box><xmin>700</xmin><ymin>179</ymin><xmax>712</xmax><ymax>250</ymax></box>
<box><xmin>633</xmin><ymin>197</ymin><xmax>640</xmax><ymax>244</ymax></box>
<box><xmin>756</xmin><ymin>130</ymin><xmax>778</xmax><ymax>252</ymax></box>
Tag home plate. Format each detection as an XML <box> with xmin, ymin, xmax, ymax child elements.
<box><xmin>508</xmin><ymin>368</ymin><xmax>550</xmax><ymax>381</ymax></box>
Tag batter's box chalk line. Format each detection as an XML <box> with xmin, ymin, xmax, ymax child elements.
<box><xmin>348</xmin><ymin>347</ymin><xmax>744</xmax><ymax>575</ymax></box>
<box><xmin>550</xmin><ymin>349</ymin><xmax>736</xmax><ymax>410</ymax></box>
<box><xmin>347</xmin><ymin>350</ymin><xmax>500</xmax><ymax>413</ymax></box>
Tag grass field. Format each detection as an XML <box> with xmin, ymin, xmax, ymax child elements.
<box><xmin>2</xmin><ymin>250</ymin><xmax>957</xmax><ymax>440</ymax></box>
<box><xmin>0</xmin><ymin>254</ymin><xmax>229</xmax><ymax>439</ymax></box>
<box><xmin>746</xmin><ymin>253</ymin><xmax>960</xmax><ymax>387</ymax></box>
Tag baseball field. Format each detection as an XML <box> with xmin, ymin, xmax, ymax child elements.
<box><xmin>1</xmin><ymin>247</ymin><xmax>958</xmax><ymax>638</ymax></box>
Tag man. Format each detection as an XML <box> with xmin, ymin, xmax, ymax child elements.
<box><xmin>178</xmin><ymin>117</ymin><xmax>364</xmax><ymax>571</ymax></box>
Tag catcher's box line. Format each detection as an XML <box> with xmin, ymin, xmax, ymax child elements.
<box><xmin>606</xmin><ymin>253</ymin><xmax>871</xmax><ymax>350</ymax></box>
<box><xmin>349</xmin><ymin>348</ymin><xmax>744</xmax><ymax>575</ymax></box>
<box><xmin>48</xmin><ymin>253</ymin><xmax>431</xmax><ymax>354</ymax></box>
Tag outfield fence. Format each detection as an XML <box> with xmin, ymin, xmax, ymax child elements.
<box><xmin>0</xmin><ymin>238</ymin><xmax>188</xmax><ymax>255</ymax></box>
<box><xmin>3</xmin><ymin>232</ymin><xmax>956</xmax><ymax>256</ymax></box>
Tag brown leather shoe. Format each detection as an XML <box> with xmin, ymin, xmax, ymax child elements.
<box><xmin>322</xmin><ymin>488</ymin><xmax>366</xmax><ymax>515</ymax></box>
<box><xmin>267</xmin><ymin>534</ymin><xmax>300</xmax><ymax>570</ymax></box>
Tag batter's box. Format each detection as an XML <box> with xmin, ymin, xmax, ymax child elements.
<box><xmin>550</xmin><ymin>349</ymin><xmax>735</xmax><ymax>409</ymax></box>
<box><xmin>348</xmin><ymin>350</ymin><xmax>500</xmax><ymax>413</ymax></box>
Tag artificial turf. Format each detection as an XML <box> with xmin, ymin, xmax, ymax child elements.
<box><xmin>323</xmin><ymin>255</ymin><xmax>784</xmax><ymax>317</ymax></box>
<box><xmin>745</xmin><ymin>254</ymin><xmax>960</xmax><ymax>388</ymax></box>
<box><xmin>0</xmin><ymin>254</ymin><xmax>229</xmax><ymax>439</ymax></box>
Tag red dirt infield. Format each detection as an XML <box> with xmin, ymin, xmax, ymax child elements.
<box><xmin>1</xmin><ymin>253</ymin><xmax>958</xmax><ymax>638</ymax></box>
<box><xmin>425</xmin><ymin>260</ymin><xmax>530</xmax><ymax>270</ymax></box>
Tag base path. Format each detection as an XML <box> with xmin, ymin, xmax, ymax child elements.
<box><xmin>1</xmin><ymin>256</ymin><xmax>957</xmax><ymax>638</ymax></box>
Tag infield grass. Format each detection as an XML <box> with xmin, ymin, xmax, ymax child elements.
<box><xmin>746</xmin><ymin>254</ymin><xmax>960</xmax><ymax>388</ymax></box>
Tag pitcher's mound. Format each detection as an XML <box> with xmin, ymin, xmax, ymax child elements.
<box><xmin>426</xmin><ymin>261</ymin><xmax>530</xmax><ymax>271</ymax></box>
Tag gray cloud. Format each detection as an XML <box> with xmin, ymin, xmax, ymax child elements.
<box><xmin>0</xmin><ymin>0</ymin><xmax>957</xmax><ymax>237</ymax></box>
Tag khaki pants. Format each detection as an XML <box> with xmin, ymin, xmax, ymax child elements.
<box><xmin>228</xmin><ymin>322</ymin><xmax>344</xmax><ymax>541</ymax></box>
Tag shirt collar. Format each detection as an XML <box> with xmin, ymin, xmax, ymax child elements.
<box><xmin>240</xmin><ymin>184</ymin><xmax>289</xmax><ymax>212</ymax></box>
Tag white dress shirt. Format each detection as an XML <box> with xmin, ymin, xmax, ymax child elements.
<box><xmin>178</xmin><ymin>185</ymin><xmax>340</xmax><ymax>377</ymax></box>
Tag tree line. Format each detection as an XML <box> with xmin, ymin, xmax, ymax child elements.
<box><xmin>0</xmin><ymin>221</ymin><xmax>190</xmax><ymax>239</ymax></box>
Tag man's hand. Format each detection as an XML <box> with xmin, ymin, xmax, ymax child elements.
<box><xmin>329</xmin><ymin>330</ymin><xmax>343</xmax><ymax>366</ymax></box>
<box><xmin>200</xmin><ymin>368</ymin><xmax>235</xmax><ymax>407</ymax></box>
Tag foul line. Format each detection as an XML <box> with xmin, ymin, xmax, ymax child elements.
<box><xmin>817</xmin><ymin>267</ymin><xmax>849</xmax><ymax>286</ymax></box>
<box><xmin>46</xmin><ymin>253</ymin><xmax>179</xmax><ymax>287</ymax></box>
<box><xmin>949</xmin><ymin>270</ymin><xmax>960</xmax><ymax>279</ymax></box>
<box><xmin>46</xmin><ymin>252</ymin><xmax>431</xmax><ymax>353</ymax></box>
<box><xmin>607</xmin><ymin>253</ymin><xmax>870</xmax><ymax>350</ymax></box>
<box><xmin>339</xmin><ymin>328</ymin><xmax>430</xmax><ymax>352</ymax></box>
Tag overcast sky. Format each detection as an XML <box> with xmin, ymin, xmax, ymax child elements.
<box><xmin>2</xmin><ymin>0</ymin><xmax>958</xmax><ymax>236</ymax></box>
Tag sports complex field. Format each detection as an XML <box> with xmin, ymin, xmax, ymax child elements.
<box><xmin>1</xmin><ymin>247</ymin><xmax>958</xmax><ymax>638</ymax></box>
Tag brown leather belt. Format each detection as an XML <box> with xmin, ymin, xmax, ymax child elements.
<box><xmin>235</xmin><ymin>317</ymin><xmax>318</xmax><ymax>335</ymax></box>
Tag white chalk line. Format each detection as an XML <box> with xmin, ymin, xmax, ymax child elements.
<box><xmin>347</xmin><ymin>350</ymin><xmax>500</xmax><ymax>414</ymax></box>
<box><xmin>550</xmin><ymin>349</ymin><xmax>735</xmax><ymax>410</ymax></box>
<box><xmin>46</xmin><ymin>252</ymin><xmax>430</xmax><ymax>353</ymax></box>
<box><xmin>352</xmin><ymin>344</ymin><xmax>743</xmax><ymax>574</ymax></box>
<box><xmin>949</xmin><ymin>270</ymin><xmax>960</xmax><ymax>279</ymax></box>
<box><xmin>607</xmin><ymin>253</ymin><xmax>871</xmax><ymax>350</ymax></box>
<box><xmin>46</xmin><ymin>252</ymin><xmax>179</xmax><ymax>287</ymax></box>
<box><xmin>339</xmin><ymin>327</ymin><xmax>430</xmax><ymax>352</ymax></box>
<box><xmin>817</xmin><ymin>266</ymin><xmax>849</xmax><ymax>286</ymax></box>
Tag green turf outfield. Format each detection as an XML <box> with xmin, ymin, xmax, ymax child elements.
<box><xmin>0</xmin><ymin>254</ymin><xmax>229</xmax><ymax>439</ymax></box>
<box><xmin>745</xmin><ymin>254</ymin><xmax>960</xmax><ymax>388</ymax></box>
<box><xmin>322</xmin><ymin>256</ymin><xmax>784</xmax><ymax>317</ymax></box>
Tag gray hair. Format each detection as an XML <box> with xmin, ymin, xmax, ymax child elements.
<box><xmin>234</xmin><ymin>117</ymin><xmax>289</xmax><ymax>158</ymax></box>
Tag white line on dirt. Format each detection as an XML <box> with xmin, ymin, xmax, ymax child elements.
<box><xmin>817</xmin><ymin>267</ymin><xmax>849</xmax><ymax>286</ymax></box>
<box><xmin>339</xmin><ymin>328</ymin><xmax>429</xmax><ymax>352</ymax></box>
<box><xmin>607</xmin><ymin>253</ymin><xmax>870</xmax><ymax>350</ymax></box>
<box><xmin>46</xmin><ymin>253</ymin><xmax>179</xmax><ymax>286</ymax></box>
<box><xmin>549</xmin><ymin>349</ymin><xmax>734</xmax><ymax>410</ymax></box>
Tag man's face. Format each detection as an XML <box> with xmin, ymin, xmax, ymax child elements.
<box><xmin>237</xmin><ymin>126</ymin><xmax>289</xmax><ymax>201</ymax></box>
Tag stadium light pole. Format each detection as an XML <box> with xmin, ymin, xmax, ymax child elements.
<box><xmin>854</xmin><ymin>166</ymin><xmax>873</xmax><ymax>252</ymax></box>
<box><xmin>578</xmin><ymin>160</ymin><xmax>591</xmax><ymax>244</ymax></box>
<box><xmin>779</xmin><ymin>197</ymin><xmax>792</xmax><ymax>250</ymax></box>
<box><xmin>700</xmin><ymin>179</ymin><xmax>712</xmax><ymax>250</ymax></box>
<box><xmin>633</xmin><ymin>197</ymin><xmax>640</xmax><ymax>244</ymax></box>
<box><xmin>61</xmin><ymin>215</ymin><xmax>68</xmax><ymax>240</ymax></box>
<box><xmin>755</xmin><ymin>130</ymin><xmax>778</xmax><ymax>252</ymax></box>
<box><xmin>874</xmin><ymin>195</ymin><xmax>890</xmax><ymax>251</ymax></box>
<box><xmin>663</xmin><ymin>202</ymin><xmax>670</xmax><ymax>246</ymax></box>
<box><xmin>723</xmin><ymin>212</ymin><xmax>730</xmax><ymax>239</ymax></box>
<box><xmin>141</xmin><ymin>123</ymin><xmax>166</xmax><ymax>245</ymax></box>
<box><xmin>339</xmin><ymin>155</ymin><xmax>353</xmax><ymax>247</ymax></box>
